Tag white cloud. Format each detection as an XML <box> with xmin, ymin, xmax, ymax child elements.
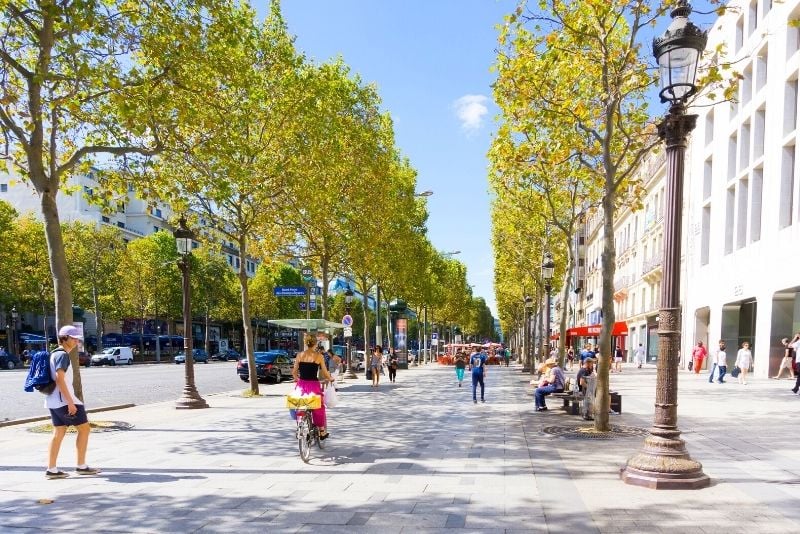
<box><xmin>453</xmin><ymin>94</ymin><xmax>489</xmax><ymax>132</ymax></box>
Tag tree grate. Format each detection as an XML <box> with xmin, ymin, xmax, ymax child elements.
<box><xmin>542</xmin><ymin>424</ymin><xmax>648</xmax><ymax>440</ymax></box>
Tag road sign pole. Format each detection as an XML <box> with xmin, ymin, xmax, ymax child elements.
<box><xmin>306</xmin><ymin>283</ymin><xmax>311</xmax><ymax>320</ymax></box>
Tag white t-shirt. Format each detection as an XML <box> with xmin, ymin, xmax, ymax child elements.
<box><xmin>715</xmin><ymin>349</ymin><xmax>728</xmax><ymax>366</ymax></box>
<box><xmin>44</xmin><ymin>349</ymin><xmax>82</xmax><ymax>410</ymax></box>
<box><xmin>634</xmin><ymin>347</ymin><xmax>645</xmax><ymax>360</ymax></box>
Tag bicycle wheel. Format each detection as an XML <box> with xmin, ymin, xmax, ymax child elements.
<box><xmin>297</xmin><ymin>414</ymin><xmax>312</xmax><ymax>463</ymax></box>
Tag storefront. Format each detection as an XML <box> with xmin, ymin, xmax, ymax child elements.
<box><xmin>565</xmin><ymin>321</ymin><xmax>628</xmax><ymax>354</ymax></box>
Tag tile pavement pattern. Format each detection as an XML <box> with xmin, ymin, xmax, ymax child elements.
<box><xmin>1</xmin><ymin>360</ymin><xmax>798</xmax><ymax>533</ymax></box>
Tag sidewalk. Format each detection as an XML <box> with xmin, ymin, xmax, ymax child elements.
<box><xmin>1</xmin><ymin>363</ymin><xmax>798</xmax><ymax>533</ymax></box>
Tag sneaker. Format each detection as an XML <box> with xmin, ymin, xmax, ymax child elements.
<box><xmin>319</xmin><ymin>431</ymin><xmax>330</xmax><ymax>441</ymax></box>
<box><xmin>75</xmin><ymin>467</ymin><xmax>100</xmax><ymax>476</ymax></box>
<box><xmin>473</xmin><ymin>399</ymin><xmax>477</xmax><ymax>404</ymax></box>
<box><xmin>536</xmin><ymin>407</ymin><xmax>548</xmax><ymax>412</ymax></box>
<box><xmin>481</xmin><ymin>399</ymin><xmax>485</xmax><ymax>403</ymax></box>
<box><xmin>45</xmin><ymin>470</ymin><xmax>68</xmax><ymax>479</ymax></box>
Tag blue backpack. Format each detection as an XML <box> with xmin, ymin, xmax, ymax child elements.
<box><xmin>23</xmin><ymin>350</ymin><xmax>57</xmax><ymax>394</ymax></box>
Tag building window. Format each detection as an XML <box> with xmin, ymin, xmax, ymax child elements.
<box><xmin>755</xmin><ymin>47</ymin><xmax>767</xmax><ymax>94</ymax></box>
<box><xmin>155</xmin><ymin>208</ymin><xmax>162</xmax><ymax>218</ymax></box>
<box><xmin>736</xmin><ymin>17</ymin><xmax>744</xmax><ymax>53</ymax></box>
<box><xmin>725</xmin><ymin>186</ymin><xmax>735</xmax><ymax>254</ymax></box>
<box><xmin>116</xmin><ymin>221</ymin><xmax>125</xmax><ymax>229</ymax></box>
<box><xmin>701</xmin><ymin>206</ymin><xmax>711</xmax><ymax>266</ymax></box>
<box><xmin>227</xmin><ymin>255</ymin><xmax>233</xmax><ymax>265</ymax></box>
<box><xmin>739</xmin><ymin>120</ymin><xmax>750</xmax><ymax>171</ymax></box>
<box><xmin>787</xmin><ymin>11</ymin><xmax>800</xmax><ymax>58</ymax></box>
<box><xmin>751</xmin><ymin>168</ymin><xmax>763</xmax><ymax>243</ymax></box>
<box><xmin>101</xmin><ymin>216</ymin><xmax>110</xmax><ymax>223</ymax></box>
<box><xmin>780</xmin><ymin>144</ymin><xmax>796</xmax><ymax>228</ymax></box>
<box><xmin>728</xmin><ymin>134</ymin><xmax>738</xmax><ymax>181</ymax></box>
<box><xmin>704</xmin><ymin>109</ymin><xmax>714</xmax><ymax>146</ymax></box>
<box><xmin>741</xmin><ymin>64</ymin><xmax>752</xmax><ymax>108</ymax></box>
<box><xmin>736</xmin><ymin>177</ymin><xmax>748</xmax><ymax>250</ymax></box>
<box><xmin>192</xmin><ymin>242</ymin><xmax>198</xmax><ymax>249</ymax></box>
<box><xmin>753</xmin><ymin>107</ymin><xmax>765</xmax><ymax>160</ymax></box>
<box><xmin>703</xmin><ymin>158</ymin><xmax>713</xmax><ymax>200</ymax></box>
<box><xmin>0</xmin><ymin>184</ymin><xmax>7</xmax><ymax>193</ymax></box>
<box><xmin>784</xmin><ymin>78</ymin><xmax>797</xmax><ymax>135</ymax></box>
<box><xmin>761</xmin><ymin>0</ymin><xmax>771</xmax><ymax>18</ymax></box>
<box><xmin>235</xmin><ymin>257</ymin><xmax>240</xmax><ymax>269</ymax></box>
<box><xmin>747</xmin><ymin>0</ymin><xmax>757</xmax><ymax>37</ymax></box>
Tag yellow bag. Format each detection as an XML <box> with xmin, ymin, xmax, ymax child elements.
<box><xmin>285</xmin><ymin>394</ymin><xmax>321</xmax><ymax>410</ymax></box>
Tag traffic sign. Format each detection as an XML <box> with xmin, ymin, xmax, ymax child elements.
<box><xmin>300</xmin><ymin>265</ymin><xmax>314</xmax><ymax>282</ymax></box>
<box><xmin>342</xmin><ymin>314</ymin><xmax>353</xmax><ymax>327</ymax></box>
<box><xmin>343</xmin><ymin>327</ymin><xmax>353</xmax><ymax>338</ymax></box>
<box><xmin>299</xmin><ymin>301</ymin><xmax>317</xmax><ymax>311</ymax></box>
<box><xmin>431</xmin><ymin>332</ymin><xmax>438</xmax><ymax>346</ymax></box>
<box><xmin>274</xmin><ymin>286</ymin><xmax>307</xmax><ymax>297</ymax></box>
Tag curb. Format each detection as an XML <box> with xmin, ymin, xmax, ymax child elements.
<box><xmin>0</xmin><ymin>403</ymin><xmax>136</xmax><ymax>428</ymax></box>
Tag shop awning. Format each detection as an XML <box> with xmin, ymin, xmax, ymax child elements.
<box><xmin>566</xmin><ymin>321</ymin><xmax>628</xmax><ymax>337</ymax></box>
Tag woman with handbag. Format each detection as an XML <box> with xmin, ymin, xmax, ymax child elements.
<box><xmin>734</xmin><ymin>341</ymin><xmax>753</xmax><ymax>385</ymax></box>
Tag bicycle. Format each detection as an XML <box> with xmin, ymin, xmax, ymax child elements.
<box><xmin>287</xmin><ymin>390</ymin><xmax>327</xmax><ymax>463</ymax></box>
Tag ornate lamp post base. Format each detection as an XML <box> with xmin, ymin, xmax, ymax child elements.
<box><xmin>621</xmin><ymin>433</ymin><xmax>709</xmax><ymax>489</ymax></box>
<box><xmin>175</xmin><ymin>385</ymin><xmax>209</xmax><ymax>409</ymax></box>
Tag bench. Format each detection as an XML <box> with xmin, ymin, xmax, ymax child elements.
<box><xmin>552</xmin><ymin>391</ymin><xmax>583</xmax><ymax>415</ymax></box>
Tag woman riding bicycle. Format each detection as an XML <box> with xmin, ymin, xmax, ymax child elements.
<box><xmin>292</xmin><ymin>334</ymin><xmax>335</xmax><ymax>440</ymax></box>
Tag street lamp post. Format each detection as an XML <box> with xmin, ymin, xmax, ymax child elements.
<box><xmin>542</xmin><ymin>253</ymin><xmax>555</xmax><ymax>363</ymax></box>
<box><xmin>344</xmin><ymin>285</ymin><xmax>357</xmax><ymax>379</ymax></box>
<box><xmin>10</xmin><ymin>306</ymin><xmax>18</xmax><ymax>357</ymax></box>
<box><xmin>523</xmin><ymin>296</ymin><xmax>533</xmax><ymax>372</ymax></box>
<box><xmin>174</xmin><ymin>217</ymin><xmax>208</xmax><ymax>410</ymax></box>
<box><xmin>621</xmin><ymin>0</ymin><xmax>708</xmax><ymax>489</ymax></box>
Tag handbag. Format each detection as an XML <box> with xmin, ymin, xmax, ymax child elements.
<box><xmin>731</xmin><ymin>366</ymin><xmax>741</xmax><ymax>378</ymax></box>
<box><xmin>323</xmin><ymin>386</ymin><xmax>339</xmax><ymax>408</ymax></box>
<box><xmin>366</xmin><ymin>368</ymin><xmax>372</xmax><ymax>380</ymax></box>
<box><xmin>688</xmin><ymin>360</ymin><xmax>693</xmax><ymax>371</ymax></box>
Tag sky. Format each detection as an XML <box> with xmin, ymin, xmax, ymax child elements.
<box><xmin>259</xmin><ymin>1</ymin><xmax>723</xmax><ymax>318</ymax></box>
<box><xmin>260</xmin><ymin>0</ymin><xmax>519</xmax><ymax>316</ymax></box>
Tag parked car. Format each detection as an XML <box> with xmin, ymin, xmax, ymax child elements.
<box><xmin>78</xmin><ymin>351</ymin><xmax>91</xmax><ymax>367</ymax></box>
<box><xmin>0</xmin><ymin>352</ymin><xmax>22</xmax><ymax>370</ymax></box>
<box><xmin>174</xmin><ymin>349</ymin><xmax>209</xmax><ymax>364</ymax></box>
<box><xmin>237</xmin><ymin>351</ymin><xmax>293</xmax><ymax>383</ymax></box>
<box><xmin>352</xmin><ymin>351</ymin><xmax>366</xmax><ymax>371</ymax></box>
<box><xmin>211</xmin><ymin>349</ymin><xmax>241</xmax><ymax>361</ymax></box>
<box><xmin>91</xmin><ymin>346</ymin><xmax>134</xmax><ymax>366</ymax></box>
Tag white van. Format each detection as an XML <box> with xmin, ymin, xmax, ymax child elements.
<box><xmin>91</xmin><ymin>346</ymin><xmax>134</xmax><ymax>366</ymax></box>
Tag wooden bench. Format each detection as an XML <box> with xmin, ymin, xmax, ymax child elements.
<box><xmin>552</xmin><ymin>391</ymin><xmax>584</xmax><ymax>415</ymax></box>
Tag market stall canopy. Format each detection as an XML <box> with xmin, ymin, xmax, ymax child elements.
<box><xmin>267</xmin><ymin>319</ymin><xmax>345</xmax><ymax>333</ymax></box>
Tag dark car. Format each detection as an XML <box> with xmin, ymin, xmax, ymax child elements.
<box><xmin>237</xmin><ymin>351</ymin><xmax>293</xmax><ymax>383</ymax></box>
<box><xmin>212</xmin><ymin>349</ymin><xmax>241</xmax><ymax>361</ymax></box>
<box><xmin>174</xmin><ymin>349</ymin><xmax>209</xmax><ymax>364</ymax></box>
<box><xmin>78</xmin><ymin>351</ymin><xmax>91</xmax><ymax>367</ymax></box>
<box><xmin>0</xmin><ymin>352</ymin><xmax>22</xmax><ymax>370</ymax></box>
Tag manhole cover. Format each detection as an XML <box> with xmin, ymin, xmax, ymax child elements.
<box><xmin>542</xmin><ymin>425</ymin><xmax>648</xmax><ymax>440</ymax></box>
<box><xmin>28</xmin><ymin>421</ymin><xmax>134</xmax><ymax>434</ymax></box>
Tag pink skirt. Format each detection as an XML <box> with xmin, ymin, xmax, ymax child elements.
<box><xmin>295</xmin><ymin>379</ymin><xmax>326</xmax><ymax>428</ymax></box>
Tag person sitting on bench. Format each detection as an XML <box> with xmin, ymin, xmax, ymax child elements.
<box><xmin>534</xmin><ymin>358</ymin><xmax>565</xmax><ymax>412</ymax></box>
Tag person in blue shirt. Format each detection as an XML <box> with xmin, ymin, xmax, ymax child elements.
<box><xmin>469</xmin><ymin>350</ymin><xmax>488</xmax><ymax>404</ymax></box>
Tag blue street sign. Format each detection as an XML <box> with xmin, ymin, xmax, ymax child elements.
<box><xmin>299</xmin><ymin>301</ymin><xmax>317</xmax><ymax>311</ymax></box>
<box><xmin>274</xmin><ymin>286</ymin><xmax>306</xmax><ymax>297</ymax></box>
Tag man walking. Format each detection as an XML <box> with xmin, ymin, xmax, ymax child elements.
<box><xmin>469</xmin><ymin>349</ymin><xmax>487</xmax><ymax>404</ymax></box>
<box><xmin>709</xmin><ymin>340</ymin><xmax>727</xmax><ymax>384</ymax></box>
<box><xmin>45</xmin><ymin>325</ymin><xmax>99</xmax><ymax>479</ymax></box>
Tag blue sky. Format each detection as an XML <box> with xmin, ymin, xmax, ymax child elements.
<box><xmin>267</xmin><ymin>0</ymin><xmax>518</xmax><ymax>316</ymax></box>
<box><xmin>263</xmin><ymin>1</ymin><xmax>722</xmax><ymax>317</ymax></box>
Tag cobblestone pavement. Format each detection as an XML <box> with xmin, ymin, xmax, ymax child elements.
<box><xmin>0</xmin><ymin>362</ymin><xmax>798</xmax><ymax>533</ymax></box>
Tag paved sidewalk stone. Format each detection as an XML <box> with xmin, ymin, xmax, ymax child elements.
<box><xmin>1</xmin><ymin>362</ymin><xmax>799</xmax><ymax>532</ymax></box>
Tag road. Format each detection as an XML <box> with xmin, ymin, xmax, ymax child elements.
<box><xmin>0</xmin><ymin>360</ymin><xmax>264</xmax><ymax>422</ymax></box>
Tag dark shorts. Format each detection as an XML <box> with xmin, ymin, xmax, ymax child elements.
<box><xmin>49</xmin><ymin>404</ymin><xmax>88</xmax><ymax>427</ymax></box>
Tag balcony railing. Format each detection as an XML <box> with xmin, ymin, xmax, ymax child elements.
<box><xmin>613</xmin><ymin>276</ymin><xmax>630</xmax><ymax>292</ymax></box>
<box><xmin>641</xmin><ymin>254</ymin><xmax>663</xmax><ymax>275</ymax></box>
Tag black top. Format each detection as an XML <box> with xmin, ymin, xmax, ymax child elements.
<box><xmin>298</xmin><ymin>361</ymin><xmax>319</xmax><ymax>381</ymax></box>
<box><xmin>455</xmin><ymin>358</ymin><xmax>466</xmax><ymax>369</ymax></box>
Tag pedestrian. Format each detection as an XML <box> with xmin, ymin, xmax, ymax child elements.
<box><xmin>292</xmin><ymin>334</ymin><xmax>335</xmax><ymax>440</ymax></box>
<box><xmin>613</xmin><ymin>346</ymin><xmax>624</xmax><ymax>373</ymax></box>
<box><xmin>45</xmin><ymin>325</ymin><xmax>99</xmax><ymax>479</ymax></box>
<box><xmin>503</xmin><ymin>347</ymin><xmax>510</xmax><ymax>367</ymax></box>
<box><xmin>325</xmin><ymin>349</ymin><xmax>342</xmax><ymax>390</ymax></box>
<box><xmin>454</xmin><ymin>352</ymin><xmax>466</xmax><ymax>387</ymax></box>
<box><xmin>691</xmin><ymin>341</ymin><xmax>707</xmax><ymax>374</ymax></box>
<box><xmin>774</xmin><ymin>337</ymin><xmax>796</xmax><ymax>379</ymax></box>
<box><xmin>633</xmin><ymin>343</ymin><xmax>646</xmax><ymax>368</ymax></box>
<box><xmin>709</xmin><ymin>340</ymin><xmax>727</xmax><ymax>384</ymax></box>
<box><xmin>370</xmin><ymin>346</ymin><xmax>383</xmax><ymax>388</ymax></box>
<box><xmin>734</xmin><ymin>341</ymin><xmax>753</xmax><ymax>385</ymax></box>
<box><xmin>534</xmin><ymin>357</ymin><xmax>565</xmax><ymax>412</ymax></box>
<box><xmin>469</xmin><ymin>349</ymin><xmax>487</xmax><ymax>403</ymax></box>
<box><xmin>388</xmin><ymin>351</ymin><xmax>398</xmax><ymax>383</ymax></box>
<box><xmin>566</xmin><ymin>347</ymin><xmax>575</xmax><ymax>370</ymax></box>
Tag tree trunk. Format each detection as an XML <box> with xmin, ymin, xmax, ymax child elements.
<box><xmin>359</xmin><ymin>274</ymin><xmax>371</xmax><ymax>354</ymax></box>
<box><xmin>40</xmin><ymin>192</ymin><xmax>80</xmax><ymax>399</ymax></box>
<box><xmin>557</xmin><ymin>250</ymin><xmax>575</xmax><ymax>368</ymax></box>
<box><xmin>239</xmin><ymin>237</ymin><xmax>257</xmax><ymax>393</ymax></box>
<box><xmin>595</xmin><ymin>190</ymin><xmax>617</xmax><ymax>432</ymax></box>
<box><xmin>93</xmin><ymin>284</ymin><xmax>104</xmax><ymax>352</ymax></box>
